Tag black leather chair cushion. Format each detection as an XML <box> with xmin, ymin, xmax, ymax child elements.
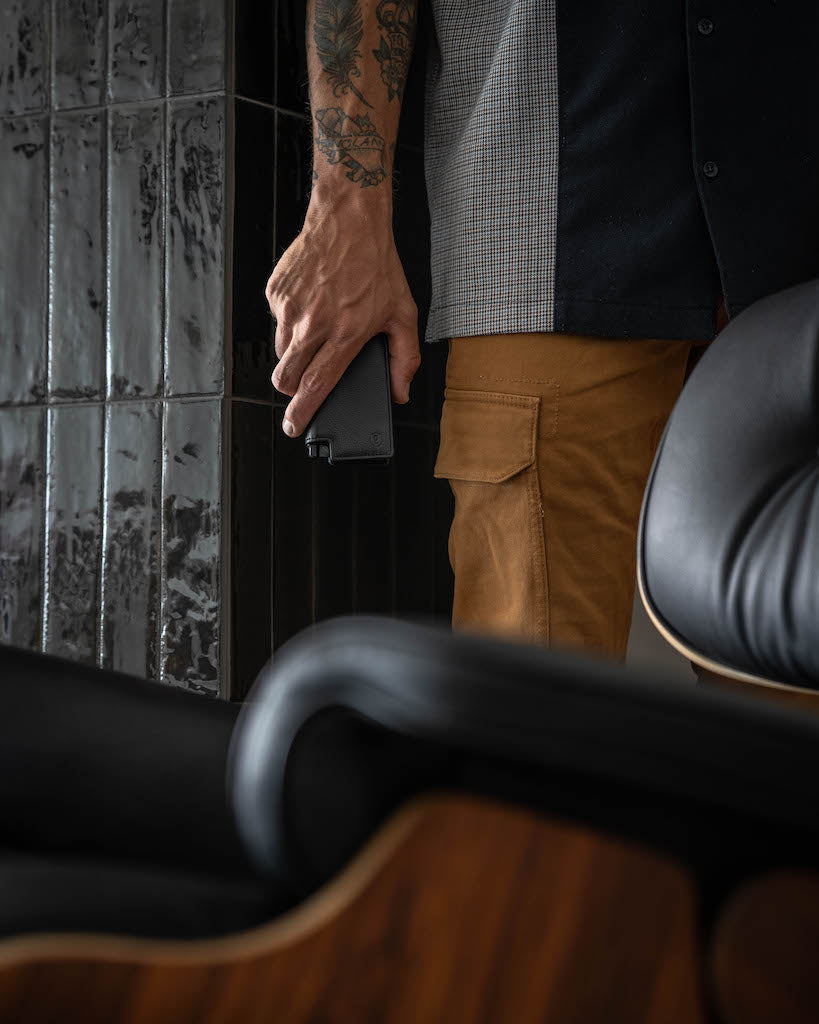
<box><xmin>0</xmin><ymin>851</ymin><xmax>287</xmax><ymax>940</ymax></box>
<box><xmin>0</xmin><ymin>644</ymin><xmax>254</xmax><ymax>876</ymax></box>
<box><xmin>638</xmin><ymin>277</ymin><xmax>819</xmax><ymax>688</ymax></box>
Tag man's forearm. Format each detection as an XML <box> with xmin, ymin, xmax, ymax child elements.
<box><xmin>306</xmin><ymin>0</ymin><xmax>418</xmax><ymax>214</ymax></box>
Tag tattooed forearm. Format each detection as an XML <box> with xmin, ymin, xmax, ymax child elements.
<box><xmin>373</xmin><ymin>1</ymin><xmax>417</xmax><ymax>102</ymax></box>
<box><xmin>314</xmin><ymin>107</ymin><xmax>387</xmax><ymax>188</ymax></box>
<box><xmin>313</xmin><ymin>0</ymin><xmax>374</xmax><ymax>109</ymax></box>
<box><xmin>307</xmin><ymin>0</ymin><xmax>419</xmax><ymax>194</ymax></box>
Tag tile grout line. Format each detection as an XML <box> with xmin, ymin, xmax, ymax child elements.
<box><xmin>222</xmin><ymin>0</ymin><xmax>236</xmax><ymax>696</ymax></box>
<box><xmin>97</xmin><ymin>0</ymin><xmax>112</xmax><ymax>668</ymax></box>
<box><xmin>40</xmin><ymin>0</ymin><xmax>55</xmax><ymax>653</ymax></box>
<box><xmin>158</xmin><ymin>0</ymin><xmax>170</xmax><ymax>684</ymax></box>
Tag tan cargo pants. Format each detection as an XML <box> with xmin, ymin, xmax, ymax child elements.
<box><xmin>433</xmin><ymin>298</ymin><xmax>730</xmax><ymax>668</ymax></box>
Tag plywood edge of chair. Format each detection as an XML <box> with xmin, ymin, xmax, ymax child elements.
<box><xmin>710</xmin><ymin>869</ymin><xmax>819</xmax><ymax>1024</ymax></box>
<box><xmin>0</xmin><ymin>793</ymin><xmax>436</xmax><ymax>968</ymax></box>
<box><xmin>636</xmin><ymin>556</ymin><xmax>815</xmax><ymax>696</ymax></box>
<box><xmin>0</xmin><ymin>792</ymin><xmax>707</xmax><ymax>1024</ymax></box>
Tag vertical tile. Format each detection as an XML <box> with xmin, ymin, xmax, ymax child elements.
<box><xmin>272</xmin><ymin>403</ymin><xmax>313</xmax><ymax>650</ymax></box>
<box><xmin>274</xmin><ymin>110</ymin><xmax>312</xmax><ymax>262</ymax></box>
<box><xmin>161</xmin><ymin>397</ymin><xmax>222</xmax><ymax>695</ymax></box>
<box><xmin>165</xmin><ymin>96</ymin><xmax>225</xmax><ymax>397</ymax></box>
<box><xmin>234</xmin><ymin>0</ymin><xmax>274</xmax><ymax>104</ymax></box>
<box><xmin>230</xmin><ymin>399</ymin><xmax>272</xmax><ymax>698</ymax></box>
<box><xmin>0</xmin><ymin>116</ymin><xmax>47</xmax><ymax>404</ymax></box>
<box><xmin>44</xmin><ymin>404</ymin><xmax>104</xmax><ymax>663</ymax></box>
<box><xmin>101</xmin><ymin>401</ymin><xmax>161</xmax><ymax>679</ymax></box>
<box><xmin>50</xmin><ymin>111</ymin><xmax>105</xmax><ymax>400</ymax></box>
<box><xmin>353</xmin><ymin>460</ymin><xmax>394</xmax><ymax>615</ymax></box>
<box><xmin>53</xmin><ymin>0</ymin><xmax>105</xmax><ymax>109</ymax></box>
<box><xmin>392</xmin><ymin>424</ymin><xmax>435</xmax><ymax>617</ymax></box>
<box><xmin>0</xmin><ymin>0</ymin><xmax>47</xmax><ymax>115</ymax></box>
<box><xmin>0</xmin><ymin>406</ymin><xmax>44</xmax><ymax>648</ymax></box>
<box><xmin>311</xmin><ymin>454</ymin><xmax>356</xmax><ymax>624</ymax></box>
<box><xmin>107</xmin><ymin>103</ymin><xmax>163</xmax><ymax>399</ymax></box>
<box><xmin>275</xmin><ymin>0</ymin><xmax>308</xmax><ymax>115</ymax></box>
<box><xmin>167</xmin><ymin>0</ymin><xmax>225</xmax><ymax>95</ymax></box>
<box><xmin>108</xmin><ymin>0</ymin><xmax>164</xmax><ymax>103</ymax></box>
<box><xmin>232</xmin><ymin>98</ymin><xmax>275</xmax><ymax>401</ymax></box>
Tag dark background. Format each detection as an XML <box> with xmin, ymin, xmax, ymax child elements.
<box><xmin>0</xmin><ymin>0</ymin><xmax>453</xmax><ymax>699</ymax></box>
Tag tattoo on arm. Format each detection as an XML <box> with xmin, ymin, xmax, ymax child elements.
<box><xmin>313</xmin><ymin>0</ymin><xmax>374</xmax><ymax>109</ymax></box>
<box><xmin>314</xmin><ymin>107</ymin><xmax>387</xmax><ymax>188</ymax></box>
<box><xmin>373</xmin><ymin>0</ymin><xmax>417</xmax><ymax>102</ymax></box>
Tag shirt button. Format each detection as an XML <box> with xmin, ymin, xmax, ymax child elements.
<box><xmin>697</xmin><ymin>17</ymin><xmax>714</xmax><ymax>35</ymax></box>
<box><xmin>703</xmin><ymin>161</ymin><xmax>719</xmax><ymax>178</ymax></box>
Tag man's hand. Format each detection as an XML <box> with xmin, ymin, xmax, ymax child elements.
<box><xmin>265</xmin><ymin>203</ymin><xmax>421</xmax><ymax>438</ymax></box>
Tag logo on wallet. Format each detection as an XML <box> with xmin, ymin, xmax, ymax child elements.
<box><xmin>371</xmin><ymin>432</ymin><xmax>382</xmax><ymax>447</ymax></box>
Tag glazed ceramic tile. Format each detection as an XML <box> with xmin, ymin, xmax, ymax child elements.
<box><xmin>101</xmin><ymin>400</ymin><xmax>161</xmax><ymax>678</ymax></box>
<box><xmin>107</xmin><ymin>103</ymin><xmax>163</xmax><ymax>399</ymax></box>
<box><xmin>0</xmin><ymin>0</ymin><xmax>46</xmax><ymax>115</ymax></box>
<box><xmin>0</xmin><ymin>405</ymin><xmax>44</xmax><ymax>648</ymax></box>
<box><xmin>43</xmin><ymin>403</ymin><xmax>104</xmax><ymax>663</ymax></box>
<box><xmin>161</xmin><ymin>397</ymin><xmax>222</xmax><ymax>695</ymax></box>
<box><xmin>168</xmin><ymin>0</ymin><xmax>225</xmax><ymax>95</ymax></box>
<box><xmin>53</xmin><ymin>0</ymin><xmax>105</xmax><ymax>109</ymax></box>
<box><xmin>232</xmin><ymin>99</ymin><xmax>275</xmax><ymax>401</ymax></box>
<box><xmin>0</xmin><ymin>116</ymin><xmax>47</xmax><ymax>403</ymax></box>
<box><xmin>165</xmin><ymin>96</ymin><xmax>225</xmax><ymax>398</ymax></box>
<box><xmin>108</xmin><ymin>0</ymin><xmax>163</xmax><ymax>103</ymax></box>
<box><xmin>234</xmin><ymin>0</ymin><xmax>274</xmax><ymax>105</ymax></box>
<box><xmin>230</xmin><ymin>399</ymin><xmax>271</xmax><ymax>697</ymax></box>
<box><xmin>50</xmin><ymin>111</ymin><xmax>105</xmax><ymax>400</ymax></box>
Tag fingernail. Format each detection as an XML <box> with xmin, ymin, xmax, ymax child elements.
<box><xmin>282</xmin><ymin>418</ymin><xmax>295</xmax><ymax>436</ymax></box>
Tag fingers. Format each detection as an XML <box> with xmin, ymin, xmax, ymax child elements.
<box><xmin>386</xmin><ymin>317</ymin><xmax>422</xmax><ymax>404</ymax></box>
<box><xmin>280</xmin><ymin>340</ymin><xmax>360</xmax><ymax>437</ymax></box>
<box><xmin>271</xmin><ymin>327</ymin><xmax>320</xmax><ymax>397</ymax></box>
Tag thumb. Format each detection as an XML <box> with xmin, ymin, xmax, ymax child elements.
<box><xmin>386</xmin><ymin>319</ymin><xmax>422</xmax><ymax>404</ymax></box>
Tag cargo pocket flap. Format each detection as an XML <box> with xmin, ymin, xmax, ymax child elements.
<box><xmin>433</xmin><ymin>389</ymin><xmax>540</xmax><ymax>482</ymax></box>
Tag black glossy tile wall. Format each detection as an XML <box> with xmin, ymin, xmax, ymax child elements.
<box><xmin>43</xmin><ymin>403</ymin><xmax>104</xmax><ymax>662</ymax></box>
<box><xmin>51</xmin><ymin>111</ymin><xmax>105</xmax><ymax>400</ymax></box>
<box><xmin>231</xmin><ymin>399</ymin><xmax>272</xmax><ymax>698</ymax></box>
<box><xmin>0</xmin><ymin>0</ymin><xmax>236</xmax><ymax>697</ymax></box>
<box><xmin>54</xmin><ymin>0</ymin><xmax>105</xmax><ymax>109</ymax></box>
<box><xmin>274</xmin><ymin>0</ymin><xmax>307</xmax><ymax>115</ymax></box>
<box><xmin>0</xmin><ymin>0</ymin><xmax>47</xmax><ymax>116</ymax></box>
<box><xmin>168</xmin><ymin>0</ymin><xmax>225</xmax><ymax>95</ymax></box>
<box><xmin>161</xmin><ymin>397</ymin><xmax>223</xmax><ymax>695</ymax></box>
<box><xmin>0</xmin><ymin>406</ymin><xmax>44</xmax><ymax>648</ymax></box>
<box><xmin>108</xmin><ymin>102</ymin><xmax>164</xmax><ymax>399</ymax></box>
<box><xmin>166</xmin><ymin>95</ymin><xmax>225</xmax><ymax>396</ymax></box>
<box><xmin>232</xmin><ymin>98</ymin><xmax>276</xmax><ymax>401</ymax></box>
<box><xmin>109</xmin><ymin>0</ymin><xmax>164</xmax><ymax>102</ymax></box>
<box><xmin>234</xmin><ymin>0</ymin><xmax>274</xmax><ymax>104</ymax></box>
<box><xmin>0</xmin><ymin>116</ymin><xmax>47</xmax><ymax>404</ymax></box>
<box><xmin>101</xmin><ymin>401</ymin><xmax>161</xmax><ymax>678</ymax></box>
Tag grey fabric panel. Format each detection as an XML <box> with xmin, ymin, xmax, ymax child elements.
<box><xmin>423</xmin><ymin>0</ymin><xmax>558</xmax><ymax>345</ymax></box>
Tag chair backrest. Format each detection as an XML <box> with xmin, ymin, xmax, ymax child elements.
<box><xmin>637</xmin><ymin>278</ymin><xmax>819</xmax><ymax>691</ymax></box>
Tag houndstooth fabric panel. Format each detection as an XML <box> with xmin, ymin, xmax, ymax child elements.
<box><xmin>422</xmin><ymin>0</ymin><xmax>559</xmax><ymax>345</ymax></box>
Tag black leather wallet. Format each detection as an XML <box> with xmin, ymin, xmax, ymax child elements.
<box><xmin>304</xmin><ymin>333</ymin><xmax>394</xmax><ymax>464</ymax></box>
